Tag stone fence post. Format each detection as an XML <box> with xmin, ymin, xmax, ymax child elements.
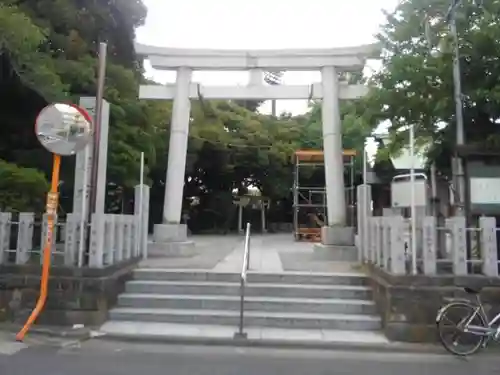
<box><xmin>388</xmin><ymin>216</ymin><xmax>406</xmax><ymax>274</ymax></box>
<box><xmin>422</xmin><ymin>216</ymin><xmax>437</xmax><ymax>275</ymax></box>
<box><xmin>64</xmin><ymin>213</ymin><xmax>80</xmax><ymax>266</ymax></box>
<box><xmin>381</xmin><ymin>217</ymin><xmax>391</xmax><ymax>270</ymax></box>
<box><xmin>41</xmin><ymin>213</ymin><xmax>57</xmax><ymax>264</ymax></box>
<box><xmin>103</xmin><ymin>214</ymin><xmax>115</xmax><ymax>265</ymax></box>
<box><xmin>480</xmin><ymin>216</ymin><xmax>498</xmax><ymax>277</ymax></box>
<box><xmin>374</xmin><ymin>217</ymin><xmax>382</xmax><ymax>267</ymax></box>
<box><xmin>16</xmin><ymin>213</ymin><xmax>34</xmax><ymax>265</ymax></box>
<box><xmin>368</xmin><ymin>217</ymin><xmax>376</xmax><ymax>264</ymax></box>
<box><xmin>0</xmin><ymin>212</ymin><xmax>11</xmax><ymax>264</ymax></box>
<box><xmin>123</xmin><ymin>215</ymin><xmax>132</xmax><ymax>261</ymax></box>
<box><xmin>115</xmin><ymin>215</ymin><xmax>124</xmax><ymax>262</ymax></box>
<box><xmin>134</xmin><ymin>184</ymin><xmax>150</xmax><ymax>258</ymax></box>
<box><xmin>447</xmin><ymin>216</ymin><xmax>467</xmax><ymax>275</ymax></box>
<box><xmin>89</xmin><ymin>213</ymin><xmax>105</xmax><ymax>268</ymax></box>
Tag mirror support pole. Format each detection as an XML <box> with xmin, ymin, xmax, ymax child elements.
<box><xmin>16</xmin><ymin>154</ymin><xmax>61</xmax><ymax>341</ymax></box>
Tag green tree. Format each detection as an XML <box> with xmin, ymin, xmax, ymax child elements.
<box><xmin>0</xmin><ymin>160</ymin><xmax>48</xmax><ymax>212</ymax></box>
<box><xmin>294</xmin><ymin>100</ymin><xmax>375</xmax><ymax>181</ymax></box>
<box><xmin>364</xmin><ymin>0</ymin><xmax>500</xmax><ymax>176</ymax></box>
<box><xmin>0</xmin><ymin>0</ymin><xmax>161</xmax><ymax>212</ymax></box>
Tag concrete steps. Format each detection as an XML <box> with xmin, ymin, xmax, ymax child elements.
<box><xmin>118</xmin><ymin>294</ymin><xmax>377</xmax><ymax>315</ymax></box>
<box><xmin>103</xmin><ymin>268</ymin><xmax>382</xmax><ymax>337</ymax></box>
<box><xmin>133</xmin><ymin>269</ymin><xmax>368</xmax><ymax>285</ymax></box>
<box><xmin>109</xmin><ymin>308</ymin><xmax>380</xmax><ymax>330</ymax></box>
<box><xmin>99</xmin><ymin>321</ymin><xmax>394</xmax><ymax>351</ymax></box>
<box><xmin>125</xmin><ymin>280</ymin><xmax>372</xmax><ymax>299</ymax></box>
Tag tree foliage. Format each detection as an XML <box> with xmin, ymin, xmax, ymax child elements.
<box><xmin>0</xmin><ymin>0</ymin><xmax>371</xmax><ymax>231</ymax></box>
<box><xmin>363</xmin><ymin>0</ymin><xmax>500</xmax><ymax>176</ymax></box>
<box><xmin>0</xmin><ymin>0</ymin><xmax>156</xmax><ymax>211</ymax></box>
<box><xmin>0</xmin><ymin>159</ymin><xmax>48</xmax><ymax>212</ymax></box>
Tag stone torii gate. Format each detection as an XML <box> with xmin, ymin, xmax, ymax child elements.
<box><xmin>135</xmin><ymin>43</ymin><xmax>376</xmax><ymax>255</ymax></box>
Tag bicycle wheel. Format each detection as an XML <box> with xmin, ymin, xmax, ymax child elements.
<box><xmin>436</xmin><ymin>302</ymin><xmax>487</xmax><ymax>356</ymax></box>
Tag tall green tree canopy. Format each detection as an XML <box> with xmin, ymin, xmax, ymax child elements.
<box><xmin>364</xmin><ymin>0</ymin><xmax>500</xmax><ymax>176</ymax></box>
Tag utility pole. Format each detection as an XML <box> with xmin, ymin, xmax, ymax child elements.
<box><xmin>446</xmin><ymin>0</ymin><xmax>466</xmax><ymax>216</ymax></box>
<box><xmin>85</xmin><ymin>42</ymin><xmax>107</xmax><ymax>264</ymax></box>
<box><xmin>88</xmin><ymin>42</ymin><xmax>107</xmax><ymax>216</ymax></box>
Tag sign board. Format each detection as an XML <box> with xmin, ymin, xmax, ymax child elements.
<box><xmin>391</xmin><ymin>173</ymin><xmax>428</xmax><ymax>208</ymax></box>
<box><xmin>470</xmin><ymin>178</ymin><xmax>500</xmax><ymax>204</ymax></box>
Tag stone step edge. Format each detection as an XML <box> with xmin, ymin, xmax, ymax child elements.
<box><xmin>119</xmin><ymin>294</ymin><xmax>376</xmax><ymax>306</ymax></box>
<box><xmin>95</xmin><ymin>325</ymin><xmax>442</xmax><ymax>355</ymax></box>
<box><xmin>109</xmin><ymin>308</ymin><xmax>381</xmax><ymax>321</ymax></box>
<box><xmin>126</xmin><ymin>280</ymin><xmax>371</xmax><ymax>290</ymax></box>
<box><xmin>134</xmin><ymin>269</ymin><xmax>367</xmax><ymax>278</ymax></box>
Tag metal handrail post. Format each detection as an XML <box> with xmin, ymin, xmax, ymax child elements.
<box><xmin>246</xmin><ymin>233</ymin><xmax>250</xmax><ymax>271</ymax></box>
<box><xmin>234</xmin><ymin>222</ymin><xmax>251</xmax><ymax>339</ymax></box>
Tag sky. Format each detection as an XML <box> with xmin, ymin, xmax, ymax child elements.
<box><xmin>135</xmin><ymin>0</ymin><xmax>402</xmax><ymax>159</ymax></box>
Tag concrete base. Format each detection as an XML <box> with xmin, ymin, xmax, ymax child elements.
<box><xmin>313</xmin><ymin>244</ymin><xmax>359</xmax><ymax>262</ymax></box>
<box><xmin>321</xmin><ymin>226</ymin><xmax>355</xmax><ymax>246</ymax></box>
<box><xmin>147</xmin><ymin>241</ymin><xmax>196</xmax><ymax>258</ymax></box>
<box><xmin>149</xmin><ymin>223</ymin><xmax>196</xmax><ymax>258</ymax></box>
<box><xmin>154</xmin><ymin>223</ymin><xmax>188</xmax><ymax>242</ymax></box>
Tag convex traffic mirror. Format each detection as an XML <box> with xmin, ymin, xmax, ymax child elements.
<box><xmin>35</xmin><ymin>103</ymin><xmax>92</xmax><ymax>155</ymax></box>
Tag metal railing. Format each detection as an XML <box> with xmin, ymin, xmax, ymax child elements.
<box><xmin>234</xmin><ymin>222</ymin><xmax>251</xmax><ymax>339</ymax></box>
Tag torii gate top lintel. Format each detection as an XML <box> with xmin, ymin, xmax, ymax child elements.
<box><xmin>134</xmin><ymin>42</ymin><xmax>380</xmax><ymax>71</ymax></box>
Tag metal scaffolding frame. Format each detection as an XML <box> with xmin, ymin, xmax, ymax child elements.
<box><xmin>292</xmin><ymin>149</ymin><xmax>356</xmax><ymax>241</ymax></box>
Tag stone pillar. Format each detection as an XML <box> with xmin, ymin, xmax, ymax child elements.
<box><xmin>151</xmin><ymin>67</ymin><xmax>195</xmax><ymax>257</ymax></box>
<box><xmin>134</xmin><ymin>184</ymin><xmax>150</xmax><ymax>258</ymax></box>
<box><xmin>381</xmin><ymin>217</ymin><xmax>391</xmax><ymax>269</ymax></box>
<box><xmin>73</xmin><ymin>97</ymin><xmax>110</xmax><ymax>217</ymax></box>
<box><xmin>373</xmin><ymin>217</ymin><xmax>382</xmax><ymax>266</ymax></box>
<box><xmin>388</xmin><ymin>216</ymin><xmax>406</xmax><ymax>274</ymax></box>
<box><xmin>89</xmin><ymin>213</ymin><xmax>105</xmax><ymax>268</ymax></box>
<box><xmin>162</xmin><ymin>67</ymin><xmax>192</xmax><ymax>224</ymax></box>
<box><xmin>320</xmin><ymin>66</ymin><xmax>354</xmax><ymax>247</ymax></box>
<box><xmin>64</xmin><ymin>213</ymin><xmax>78</xmax><ymax>266</ymax></box>
<box><xmin>356</xmin><ymin>184</ymin><xmax>372</xmax><ymax>262</ymax></box>
<box><xmin>0</xmin><ymin>213</ymin><xmax>10</xmax><ymax>264</ymax></box>
<box><xmin>480</xmin><ymin>216</ymin><xmax>498</xmax><ymax>277</ymax></box>
<box><xmin>422</xmin><ymin>216</ymin><xmax>437</xmax><ymax>275</ymax></box>
<box><xmin>41</xmin><ymin>213</ymin><xmax>58</xmax><ymax>264</ymax></box>
<box><xmin>95</xmin><ymin>101</ymin><xmax>110</xmax><ymax>214</ymax></box>
<box><xmin>321</xmin><ymin>66</ymin><xmax>345</xmax><ymax>225</ymax></box>
<box><xmin>448</xmin><ymin>216</ymin><xmax>467</xmax><ymax>275</ymax></box>
<box><xmin>16</xmin><ymin>213</ymin><xmax>34</xmax><ymax>265</ymax></box>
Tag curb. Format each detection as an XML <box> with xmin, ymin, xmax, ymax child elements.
<box><xmin>96</xmin><ymin>332</ymin><xmax>446</xmax><ymax>354</ymax></box>
<box><xmin>0</xmin><ymin>324</ymin><xmax>93</xmax><ymax>341</ymax></box>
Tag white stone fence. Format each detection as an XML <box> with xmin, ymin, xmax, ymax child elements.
<box><xmin>356</xmin><ymin>184</ymin><xmax>499</xmax><ymax>276</ymax></box>
<box><xmin>0</xmin><ymin>184</ymin><xmax>149</xmax><ymax>268</ymax></box>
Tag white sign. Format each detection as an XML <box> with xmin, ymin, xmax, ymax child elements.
<box><xmin>470</xmin><ymin>178</ymin><xmax>500</xmax><ymax>204</ymax></box>
<box><xmin>391</xmin><ymin>174</ymin><xmax>427</xmax><ymax>208</ymax></box>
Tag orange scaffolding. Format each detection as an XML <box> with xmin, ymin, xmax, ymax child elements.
<box><xmin>292</xmin><ymin>149</ymin><xmax>356</xmax><ymax>242</ymax></box>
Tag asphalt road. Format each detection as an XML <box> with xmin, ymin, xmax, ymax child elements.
<box><xmin>1</xmin><ymin>340</ymin><xmax>500</xmax><ymax>375</ymax></box>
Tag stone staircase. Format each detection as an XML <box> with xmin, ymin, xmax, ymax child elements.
<box><xmin>102</xmin><ymin>269</ymin><xmax>382</xmax><ymax>336</ymax></box>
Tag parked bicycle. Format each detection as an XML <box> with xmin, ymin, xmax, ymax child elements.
<box><xmin>436</xmin><ymin>286</ymin><xmax>500</xmax><ymax>356</ymax></box>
